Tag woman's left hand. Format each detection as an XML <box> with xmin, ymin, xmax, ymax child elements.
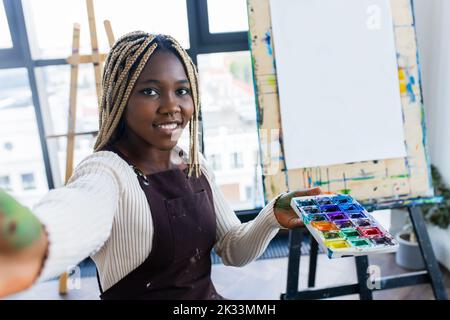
<box><xmin>273</xmin><ymin>187</ymin><xmax>322</xmax><ymax>229</ymax></box>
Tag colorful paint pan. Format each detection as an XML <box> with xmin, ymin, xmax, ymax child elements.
<box><xmin>315</xmin><ymin>197</ymin><xmax>333</xmax><ymax>205</ymax></box>
<box><xmin>324</xmin><ymin>240</ymin><xmax>351</xmax><ymax>249</ymax></box>
<box><xmin>326</xmin><ymin>212</ymin><xmax>347</xmax><ymax>221</ymax></box>
<box><xmin>371</xmin><ymin>236</ymin><xmax>395</xmax><ymax>246</ymax></box>
<box><xmin>322</xmin><ymin>230</ymin><xmax>343</xmax><ymax>240</ymax></box>
<box><xmin>291</xmin><ymin>194</ymin><xmax>398</xmax><ymax>258</ymax></box>
<box><xmin>349</xmin><ymin>238</ymin><xmax>372</xmax><ymax>247</ymax></box>
<box><xmin>358</xmin><ymin>226</ymin><xmax>383</xmax><ymax>238</ymax></box>
<box><xmin>320</xmin><ymin>204</ymin><xmax>341</xmax><ymax>213</ymax></box>
<box><xmin>311</xmin><ymin>221</ymin><xmax>338</xmax><ymax>232</ymax></box>
<box><xmin>334</xmin><ymin>219</ymin><xmax>354</xmax><ymax>228</ymax></box>
<box><xmin>347</xmin><ymin>212</ymin><xmax>367</xmax><ymax>219</ymax></box>
<box><xmin>301</xmin><ymin>205</ymin><xmax>321</xmax><ymax>214</ymax></box>
<box><xmin>352</xmin><ymin>218</ymin><xmax>373</xmax><ymax>227</ymax></box>
<box><xmin>340</xmin><ymin>227</ymin><xmax>360</xmax><ymax>238</ymax></box>
<box><xmin>332</xmin><ymin>195</ymin><xmax>354</xmax><ymax>205</ymax></box>
<box><xmin>339</xmin><ymin>203</ymin><xmax>363</xmax><ymax>213</ymax></box>
<box><xmin>308</xmin><ymin>214</ymin><xmax>328</xmax><ymax>222</ymax></box>
<box><xmin>295</xmin><ymin>199</ymin><xmax>316</xmax><ymax>207</ymax></box>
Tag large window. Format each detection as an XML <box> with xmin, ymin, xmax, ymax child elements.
<box><xmin>1</xmin><ymin>0</ymin><xmax>264</xmax><ymax>213</ymax></box>
<box><xmin>207</xmin><ymin>0</ymin><xmax>249</xmax><ymax>33</ymax></box>
<box><xmin>23</xmin><ymin>0</ymin><xmax>190</xmax><ymax>59</ymax></box>
<box><xmin>198</xmin><ymin>51</ymin><xmax>264</xmax><ymax>210</ymax></box>
<box><xmin>0</xmin><ymin>68</ymin><xmax>49</xmax><ymax>208</ymax></box>
<box><xmin>36</xmin><ymin>64</ymin><xmax>99</xmax><ymax>186</ymax></box>
<box><xmin>0</xmin><ymin>3</ymin><xmax>12</xmax><ymax>48</ymax></box>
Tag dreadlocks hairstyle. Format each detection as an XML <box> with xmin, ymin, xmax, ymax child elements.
<box><xmin>93</xmin><ymin>31</ymin><xmax>201</xmax><ymax>177</ymax></box>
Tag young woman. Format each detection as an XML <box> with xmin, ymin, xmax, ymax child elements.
<box><xmin>0</xmin><ymin>32</ymin><xmax>321</xmax><ymax>299</ymax></box>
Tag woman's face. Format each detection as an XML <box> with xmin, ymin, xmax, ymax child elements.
<box><xmin>123</xmin><ymin>49</ymin><xmax>194</xmax><ymax>151</ymax></box>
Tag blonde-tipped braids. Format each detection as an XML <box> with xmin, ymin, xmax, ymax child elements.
<box><xmin>94</xmin><ymin>32</ymin><xmax>202</xmax><ymax>177</ymax></box>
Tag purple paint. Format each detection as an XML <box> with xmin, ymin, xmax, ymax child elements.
<box><xmin>353</xmin><ymin>218</ymin><xmax>373</xmax><ymax>227</ymax></box>
<box><xmin>334</xmin><ymin>219</ymin><xmax>354</xmax><ymax>228</ymax></box>
<box><xmin>326</xmin><ymin>212</ymin><xmax>348</xmax><ymax>221</ymax></box>
<box><xmin>371</xmin><ymin>236</ymin><xmax>395</xmax><ymax>246</ymax></box>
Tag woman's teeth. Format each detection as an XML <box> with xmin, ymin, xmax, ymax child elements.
<box><xmin>156</xmin><ymin>123</ymin><xmax>178</xmax><ymax>130</ymax></box>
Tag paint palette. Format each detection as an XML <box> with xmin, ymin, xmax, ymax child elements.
<box><xmin>291</xmin><ymin>194</ymin><xmax>398</xmax><ymax>258</ymax></box>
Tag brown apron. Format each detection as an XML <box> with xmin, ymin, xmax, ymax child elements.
<box><xmin>97</xmin><ymin>145</ymin><xmax>223</xmax><ymax>300</ymax></box>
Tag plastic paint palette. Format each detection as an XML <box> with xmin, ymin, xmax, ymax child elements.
<box><xmin>291</xmin><ymin>194</ymin><xmax>399</xmax><ymax>258</ymax></box>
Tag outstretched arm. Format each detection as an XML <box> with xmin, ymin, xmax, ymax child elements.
<box><xmin>0</xmin><ymin>190</ymin><xmax>48</xmax><ymax>297</ymax></box>
<box><xmin>0</xmin><ymin>152</ymin><xmax>126</xmax><ymax>298</ymax></box>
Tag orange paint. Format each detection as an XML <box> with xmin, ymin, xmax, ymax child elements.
<box><xmin>311</xmin><ymin>221</ymin><xmax>338</xmax><ymax>232</ymax></box>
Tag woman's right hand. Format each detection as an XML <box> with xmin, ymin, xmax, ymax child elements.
<box><xmin>0</xmin><ymin>190</ymin><xmax>48</xmax><ymax>298</ymax></box>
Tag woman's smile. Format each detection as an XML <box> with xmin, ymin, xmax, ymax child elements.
<box><xmin>152</xmin><ymin>120</ymin><xmax>183</xmax><ymax>136</ymax></box>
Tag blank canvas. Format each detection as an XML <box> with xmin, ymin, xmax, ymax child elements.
<box><xmin>269</xmin><ymin>0</ymin><xmax>406</xmax><ymax>169</ymax></box>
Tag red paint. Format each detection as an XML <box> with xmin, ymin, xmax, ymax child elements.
<box><xmin>357</xmin><ymin>226</ymin><xmax>383</xmax><ymax>238</ymax></box>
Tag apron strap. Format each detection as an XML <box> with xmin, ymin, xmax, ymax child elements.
<box><xmin>96</xmin><ymin>267</ymin><xmax>104</xmax><ymax>295</ymax></box>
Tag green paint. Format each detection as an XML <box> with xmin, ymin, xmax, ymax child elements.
<box><xmin>389</xmin><ymin>174</ymin><xmax>410</xmax><ymax>179</ymax></box>
<box><xmin>349</xmin><ymin>238</ymin><xmax>372</xmax><ymax>247</ymax></box>
<box><xmin>275</xmin><ymin>192</ymin><xmax>296</xmax><ymax>211</ymax></box>
<box><xmin>340</xmin><ymin>189</ymin><xmax>352</xmax><ymax>194</ymax></box>
<box><xmin>340</xmin><ymin>228</ymin><xmax>360</xmax><ymax>238</ymax></box>
<box><xmin>0</xmin><ymin>189</ymin><xmax>42</xmax><ymax>250</ymax></box>
<box><xmin>314</xmin><ymin>181</ymin><xmax>330</xmax><ymax>186</ymax></box>
<box><xmin>350</xmin><ymin>176</ymin><xmax>375</xmax><ymax>181</ymax></box>
<box><xmin>266</xmin><ymin>75</ymin><xmax>277</xmax><ymax>88</ymax></box>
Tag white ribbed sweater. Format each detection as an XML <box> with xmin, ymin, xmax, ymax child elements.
<box><xmin>32</xmin><ymin>146</ymin><xmax>283</xmax><ymax>291</ymax></box>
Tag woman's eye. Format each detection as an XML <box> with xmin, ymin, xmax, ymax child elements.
<box><xmin>142</xmin><ymin>88</ymin><xmax>158</xmax><ymax>96</ymax></box>
<box><xmin>177</xmin><ymin>88</ymin><xmax>191</xmax><ymax>96</ymax></box>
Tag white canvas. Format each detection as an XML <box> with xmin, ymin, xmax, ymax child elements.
<box><xmin>269</xmin><ymin>0</ymin><xmax>406</xmax><ymax>169</ymax></box>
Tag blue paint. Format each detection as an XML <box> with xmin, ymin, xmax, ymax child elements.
<box><xmin>406</xmin><ymin>73</ymin><xmax>416</xmax><ymax>103</ymax></box>
<box><xmin>263</xmin><ymin>30</ymin><xmax>273</xmax><ymax>56</ymax></box>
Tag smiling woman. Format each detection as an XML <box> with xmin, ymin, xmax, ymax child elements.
<box><xmin>0</xmin><ymin>31</ymin><xmax>321</xmax><ymax>300</ymax></box>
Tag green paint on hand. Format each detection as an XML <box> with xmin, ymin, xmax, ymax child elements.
<box><xmin>0</xmin><ymin>189</ymin><xmax>42</xmax><ymax>250</ymax></box>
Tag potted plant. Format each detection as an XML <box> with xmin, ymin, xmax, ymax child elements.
<box><xmin>395</xmin><ymin>165</ymin><xmax>450</xmax><ymax>270</ymax></box>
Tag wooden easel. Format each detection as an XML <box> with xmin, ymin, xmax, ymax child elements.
<box><xmin>44</xmin><ymin>0</ymin><xmax>115</xmax><ymax>295</ymax></box>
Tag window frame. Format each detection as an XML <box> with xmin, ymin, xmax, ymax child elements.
<box><xmin>0</xmin><ymin>0</ymin><xmax>263</xmax><ymax>216</ymax></box>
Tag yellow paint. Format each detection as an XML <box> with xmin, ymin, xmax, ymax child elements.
<box><xmin>398</xmin><ymin>68</ymin><xmax>406</xmax><ymax>80</ymax></box>
<box><xmin>399</xmin><ymin>82</ymin><xmax>407</xmax><ymax>94</ymax></box>
<box><xmin>325</xmin><ymin>240</ymin><xmax>350</xmax><ymax>249</ymax></box>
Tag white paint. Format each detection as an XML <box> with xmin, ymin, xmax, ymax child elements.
<box><xmin>269</xmin><ymin>0</ymin><xmax>406</xmax><ymax>169</ymax></box>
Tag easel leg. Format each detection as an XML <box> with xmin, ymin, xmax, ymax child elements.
<box><xmin>308</xmin><ymin>235</ymin><xmax>318</xmax><ymax>288</ymax></box>
<box><xmin>355</xmin><ymin>256</ymin><xmax>373</xmax><ymax>300</ymax></box>
<box><xmin>284</xmin><ymin>228</ymin><xmax>303</xmax><ymax>299</ymax></box>
<box><xmin>409</xmin><ymin>206</ymin><xmax>448</xmax><ymax>300</ymax></box>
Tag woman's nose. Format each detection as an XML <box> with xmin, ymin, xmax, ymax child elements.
<box><xmin>159</xmin><ymin>92</ymin><xmax>181</xmax><ymax>114</ymax></box>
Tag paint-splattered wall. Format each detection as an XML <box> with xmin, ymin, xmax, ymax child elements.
<box><xmin>247</xmin><ymin>0</ymin><xmax>434</xmax><ymax>206</ymax></box>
